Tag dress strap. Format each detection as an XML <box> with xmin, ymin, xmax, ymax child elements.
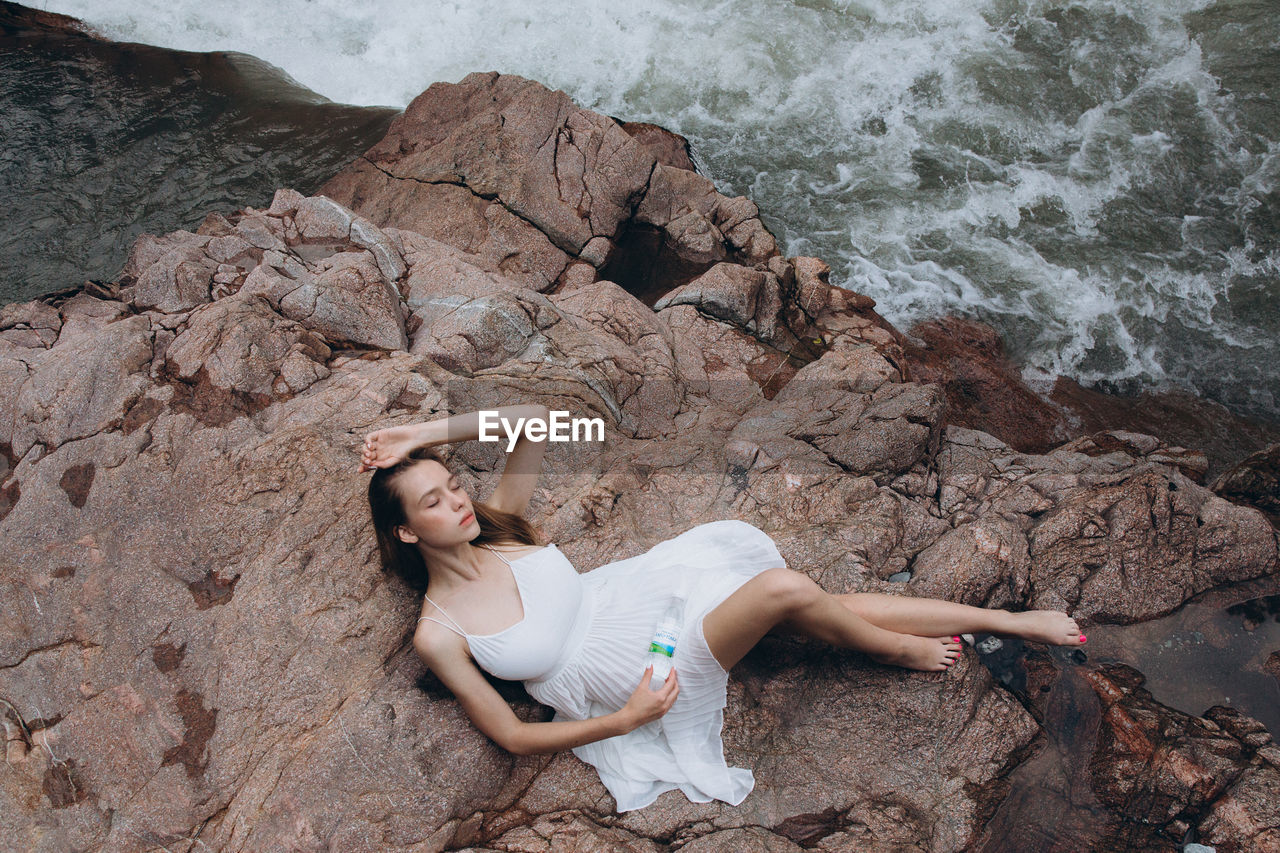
<box><xmin>418</xmin><ymin>595</ymin><xmax>468</xmax><ymax>638</ymax></box>
<box><xmin>417</xmin><ymin>545</ymin><xmax>509</xmax><ymax>637</ymax></box>
<box><xmin>481</xmin><ymin>543</ymin><xmax>511</xmax><ymax>566</ymax></box>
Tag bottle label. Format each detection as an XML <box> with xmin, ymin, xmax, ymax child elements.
<box><xmin>648</xmin><ymin>639</ymin><xmax>676</xmax><ymax>658</ymax></box>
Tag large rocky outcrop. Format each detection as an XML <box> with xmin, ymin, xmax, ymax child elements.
<box><xmin>2</xmin><ymin>72</ymin><xmax>1278</xmax><ymax>852</ymax></box>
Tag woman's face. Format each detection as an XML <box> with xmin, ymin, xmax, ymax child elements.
<box><xmin>393</xmin><ymin>460</ymin><xmax>480</xmax><ymax>548</ymax></box>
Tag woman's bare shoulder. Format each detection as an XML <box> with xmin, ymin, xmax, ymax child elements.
<box><xmin>412</xmin><ymin>619</ymin><xmax>468</xmax><ymax>662</ymax></box>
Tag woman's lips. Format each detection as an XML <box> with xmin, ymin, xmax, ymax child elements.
<box><xmin>459</xmin><ymin>512</ymin><xmax>475</xmax><ymax>526</ymax></box>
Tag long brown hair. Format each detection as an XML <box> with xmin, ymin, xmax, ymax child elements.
<box><xmin>367</xmin><ymin>445</ymin><xmax>544</xmax><ymax>591</ymax></box>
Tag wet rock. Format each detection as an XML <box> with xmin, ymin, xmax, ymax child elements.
<box><xmin>902</xmin><ymin>315</ymin><xmax>1280</xmax><ymax>482</ymax></box>
<box><xmin>1083</xmin><ymin>667</ymin><xmax>1248</xmax><ymax>834</ymax></box>
<box><xmin>1212</xmin><ymin>442</ymin><xmax>1280</xmax><ymax>522</ymax></box>
<box><xmin>986</xmin><ymin>656</ymin><xmax>1280</xmax><ymax>853</ymax></box>
<box><xmin>1197</xmin><ymin>739</ymin><xmax>1280</xmax><ymax>853</ymax></box>
<box><xmin>1266</xmin><ymin>650</ymin><xmax>1280</xmax><ymax>683</ymax></box>
<box><xmin>1083</xmin><ymin>669</ymin><xmax>1280</xmax><ymax>853</ymax></box>
<box><xmin>903</xmin><ymin>315</ymin><xmax>1071</xmax><ymax>453</ymax></box>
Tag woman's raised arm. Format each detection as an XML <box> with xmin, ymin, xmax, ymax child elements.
<box><xmin>415</xmin><ymin>632</ymin><xmax>679</xmax><ymax>755</ymax></box>
<box><xmin>357</xmin><ymin>404</ymin><xmax>550</xmax><ymax>476</ymax></box>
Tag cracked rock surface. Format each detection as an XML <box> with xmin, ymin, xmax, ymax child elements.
<box><xmin>2</xmin><ymin>72</ymin><xmax>1278</xmax><ymax>852</ymax></box>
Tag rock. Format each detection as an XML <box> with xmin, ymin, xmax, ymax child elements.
<box><xmin>1083</xmin><ymin>668</ymin><xmax>1249</xmax><ymax>834</ymax></box>
<box><xmin>1026</xmin><ymin>466</ymin><xmax>1277</xmax><ymax>623</ymax></box>
<box><xmin>934</xmin><ymin>426</ymin><xmax>1278</xmax><ymax>623</ymax></box>
<box><xmin>635</xmin><ymin>163</ymin><xmax>778</xmax><ymax>268</ymax></box>
<box><xmin>908</xmin><ymin>512</ymin><xmax>1031</xmax><ymax>609</ymax></box>
<box><xmin>160</xmin><ymin>291</ymin><xmax>332</xmax><ymax>418</ymax></box>
<box><xmin>615</xmin><ymin>120</ymin><xmax>697</xmax><ymax>172</ymax></box>
<box><xmin>984</xmin><ymin>655</ymin><xmax>1280</xmax><ymax>852</ymax></box>
<box><xmin>125</xmin><ymin>237</ymin><xmax>218</xmax><ymax>314</ymax></box>
<box><xmin>902</xmin><ymin>315</ymin><xmax>1071</xmax><ymax>454</ymax></box>
<box><xmin>2</xmin><ymin>70</ymin><xmax>1278</xmax><ymax>853</ymax></box>
<box><xmin>1266</xmin><ymin>650</ymin><xmax>1280</xmax><ymax>683</ymax></box>
<box><xmin>1212</xmin><ymin>442</ymin><xmax>1280</xmax><ymax>522</ymax></box>
<box><xmin>319</xmin><ymin>72</ymin><xmax>782</xmax><ymax>304</ymax></box>
<box><xmin>1056</xmin><ymin>430</ymin><xmax>1209</xmax><ymax>484</ymax></box>
<box><xmin>901</xmin><ymin>315</ymin><xmax>1280</xmax><ymax>482</ymax></box>
<box><xmin>5</xmin><ymin>300</ymin><xmax>152</xmax><ymax>460</ymax></box>
<box><xmin>277</xmin><ymin>250</ymin><xmax>407</xmax><ymax>351</ymax></box>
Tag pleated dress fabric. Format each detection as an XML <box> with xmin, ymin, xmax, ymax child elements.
<box><xmin>422</xmin><ymin>519</ymin><xmax>786</xmax><ymax>813</ymax></box>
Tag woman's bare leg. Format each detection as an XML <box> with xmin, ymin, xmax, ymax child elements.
<box><xmin>830</xmin><ymin>592</ymin><xmax>1086</xmax><ymax>646</ymax></box>
<box><xmin>701</xmin><ymin>569</ymin><xmax>962</xmax><ymax>673</ymax></box>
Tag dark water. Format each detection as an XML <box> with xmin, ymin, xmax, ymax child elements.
<box><xmin>1087</xmin><ymin>576</ymin><xmax>1280</xmax><ymax>737</ymax></box>
<box><xmin>0</xmin><ymin>3</ymin><xmax>397</xmax><ymax>302</ymax></box>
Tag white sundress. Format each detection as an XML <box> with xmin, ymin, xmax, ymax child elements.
<box><xmin>417</xmin><ymin>519</ymin><xmax>787</xmax><ymax>812</ymax></box>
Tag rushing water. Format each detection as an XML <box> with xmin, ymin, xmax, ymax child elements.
<box><xmin>24</xmin><ymin>0</ymin><xmax>1280</xmax><ymax>426</ymax></box>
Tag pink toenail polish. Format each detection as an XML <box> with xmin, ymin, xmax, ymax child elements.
<box><xmin>1079</xmin><ymin>634</ymin><xmax>1087</xmax><ymax>643</ymax></box>
<box><xmin>951</xmin><ymin>636</ymin><xmax>960</xmax><ymax>642</ymax></box>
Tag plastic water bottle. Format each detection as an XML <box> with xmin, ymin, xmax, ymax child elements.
<box><xmin>646</xmin><ymin>582</ymin><xmax>689</xmax><ymax>688</ymax></box>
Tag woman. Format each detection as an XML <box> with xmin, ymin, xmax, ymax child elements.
<box><xmin>359</xmin><ymin>403</ymin><xmax>1086</xmax><ymax>812</ymax></box>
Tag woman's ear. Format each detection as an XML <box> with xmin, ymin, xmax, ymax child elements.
<box><xmin>395</xmin><ymin>524</ymin><xmax>419</xmax><ymax>545</ymax></box>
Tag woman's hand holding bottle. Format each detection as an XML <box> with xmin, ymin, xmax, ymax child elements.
<box><xmin>620</xmin><ymin>665</ymin><xmax>679</xmax><ymax>731</ymax></box>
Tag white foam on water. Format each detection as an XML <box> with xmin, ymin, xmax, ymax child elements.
<box><xmin>39</xmin><ymin>0</ymin><xmax>1280</xmax><ymax>417</ymax></box>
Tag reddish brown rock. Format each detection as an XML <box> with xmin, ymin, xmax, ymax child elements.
<box><xmin>901</xmin><ymin>315</ymin><xmax>1280</xmax><ymax>483</ymax></box>
<box><xmin>1212</xmin><ymin>442</ymin><xmax>1280</xmax><ymax>523</ymax></box>
<box><xmin>615</xmin><ymin>120</ymin><xmax>697</xmax><ymax>172</ymax></box>
<box><xmin>903</xmin><ymin>315</ymin><xmax>1070</xmax><ymax>452</ymax></box>
<box><xmin>934</xmin><ymin>425</ymin><xmax>1276</xmax><ymax>623</ymax></box>
<box><xmin>980</xmin><ymin>655</ymin><xmax>1280</xmax><ymax>852</ymax></box>
<box><xmin>2</xmin><ymin>71</ymin><xmax>1278</xmax><ymax>853</ymax></box>
<box><xmin>1266</xmin><ymin>650</ymin><xmax>1280</xmax><ymax>683</ymax></box>
<box><xmin>319</xmin><ymin>71</ymin><xmax>781</xmax><ymax>305</ymax></box>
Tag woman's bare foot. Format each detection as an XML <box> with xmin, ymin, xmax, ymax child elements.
<box><xmin>1007</xmin><ymin>610</ymin><xmax>1086</xmax><ymax>646</ymax></box>
<box><xmin>871</xmin><ymin>634</ymin><xmax>964</xmax><ymax>672</ymax></box>
<box><xmin>357</xmin><ymin>423</ymin><xmax>430</xmax><ymax>472</ymax></box>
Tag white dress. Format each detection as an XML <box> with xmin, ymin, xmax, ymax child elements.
<box><xmin>417</xmin><ymin>519</ymin><xmax>787</xmax><ymax>812</ymax></box>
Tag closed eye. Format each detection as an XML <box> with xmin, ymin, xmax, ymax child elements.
<box><xmin>424</xmin><ymin>480</ymin><xmax>461</xmax><ymax>507</ymax></box>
